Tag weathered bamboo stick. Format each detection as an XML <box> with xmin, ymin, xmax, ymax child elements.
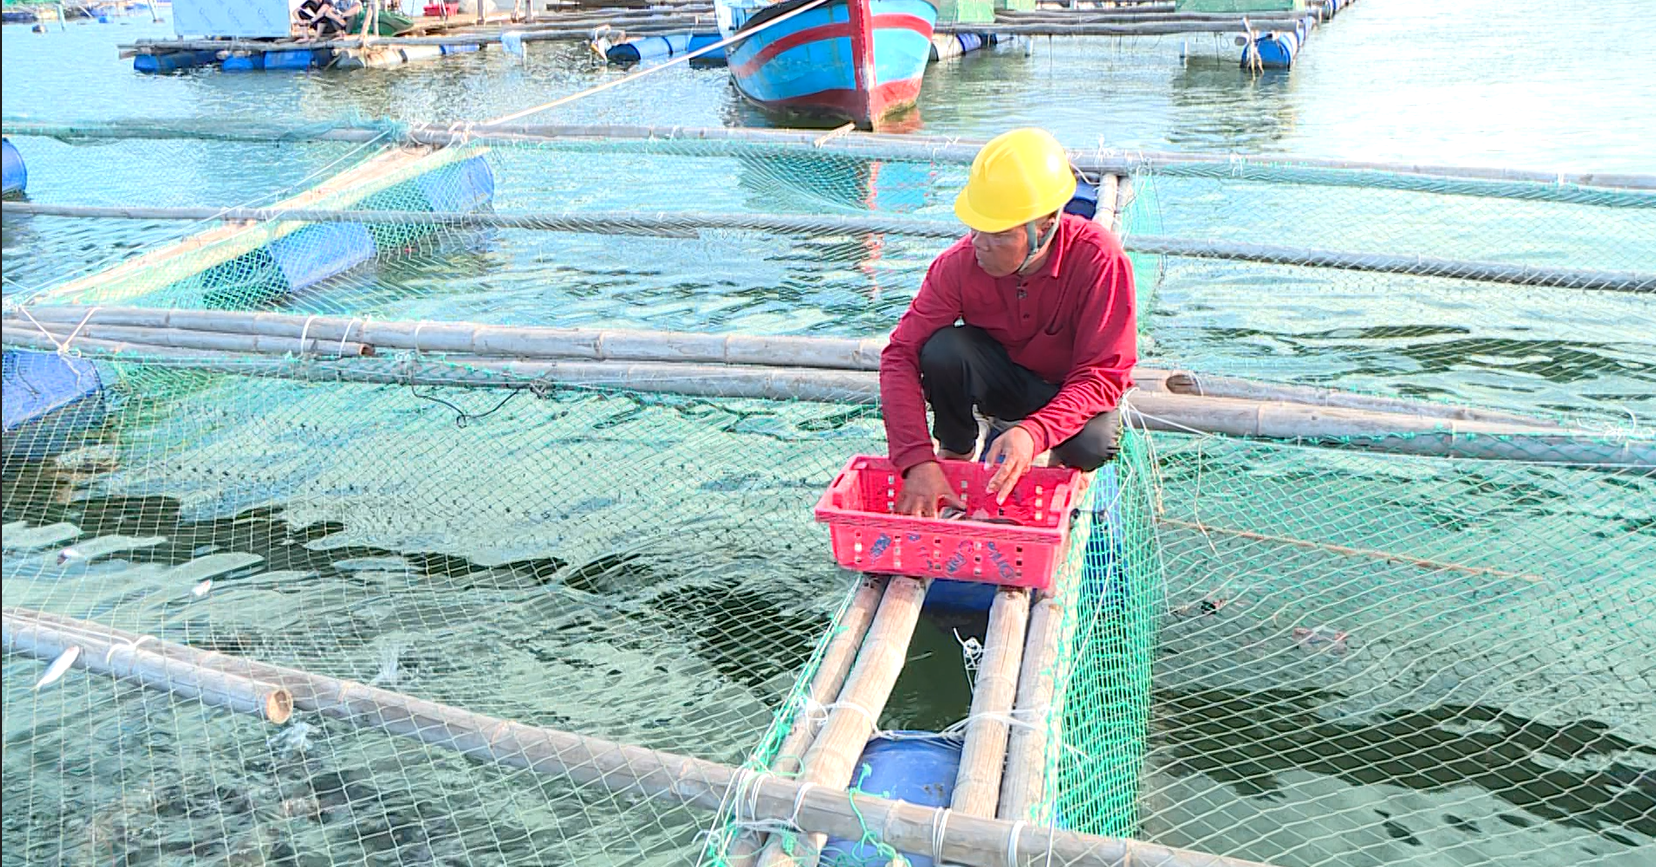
<box><xmin>774</xmin><ymin>575</ymin><xmax>890</xmax><ymax>777</ymax></box>
<box><xmin>3</xmin><ymin>613</ymin><xmax>292</xmax><ymax>725</ymax></box>
<box><xmin>996</xmin><ymin>9</ymin><xmax>1302</xmax><ymax>22</ymax></box>
<box><xmin>758</xmin><ymin>575</ymin><xmax>930</xmax><ymax>867</ymax></box>
<box><xmin>998</xmin><ymin>585</ymin><xmax>1066</xmax><ymax>822</ymax></box>
<box><xmin>6</xmin><ymin>328</ymin><xmax>1641</xmax><ymax>466</ymax></box>
<box><xmin>729</xmin><ymin>574</ymin><xmax>887</xmax><ymax>867</ymax></box>
<box><xmin>10</xmin><ymin>199</ymin><xmax>1645</xmax><ymax>291</ymax></box>
<box><xmin>940</xmin><ymin>20</ymin><xmax>1295</xmax><ymax>35</ymax></box>
<box><xmin>0</xmin><ymin>305</ymin><xmax>1571</xmax><ymax>428</ymax></box>
<box><xmin>0</xmin><ymin>202</ymin><xmax>927</xmax><ymax>240</ymax></box>
<box><xmin>1161</xmin><ymin>372</ymin><xmax>1560</xmax><ymax>428</ymax></box>
<box><xmin>1</xmin><ymin>320</ymin><xmax>373</xmax><ymax>358</ymax></box>
<box><xmin>4</xmin><ymin>310</ymin><xmax>890</xmax><ymax>369</ymax></box>
<box><xmin>1092</xmin><ymin>173</ymin><xmax>1120</xmax><ymax>232</ymax></box>
<box><xmin>952</xmin><ymin>586</ymin><xmax>1031</xmax><ymax>817</ymax></box>
<box><xmin>1111</xmin><ymin>175</ymin><xmax>1133</xmax><ymax>237</ymax></box>
<box><xmin>1123</xmin><ymin>236</ymin><xmax>1655</xmax><ymax>293</ymax></box>
<box><xmin>9</xmin><ymin>118</ymin><xmax>1652</xmax><ymax>193</ymax></box>
<box><xmin>1155</xmin><ymin>518</ymin><xmax>1547</xmax><ymax>583</ymax></box>
<box><xmin>6</xmin><ymin>607</ymin><xmax>1277</xmax><ymax>867</ymax></box>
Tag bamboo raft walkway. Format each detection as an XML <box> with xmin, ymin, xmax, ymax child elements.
<box><xmin>1</xmin><ymin>606</ymin><xmax>1280</xmax><ymax>866</ymax></box>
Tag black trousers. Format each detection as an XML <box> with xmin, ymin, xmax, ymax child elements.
<box><xmin>920</xmin><ymin>325</ymin><xmax>1121</xmax><ymax>471</ymax></box>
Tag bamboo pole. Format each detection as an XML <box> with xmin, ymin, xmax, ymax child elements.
<box><xmin>1161</xmin><ymin>372</ymin><xmax>1560</xmax><ymax>428</ymax></box>
<box><xmin>9</xmin><ymin>200</ymin><xmax>1647</xmax><ymax>292</ymax></box>
<box><xmin>1121</xmin><ymin>236</ymin><xmax>1655</xmax><ymax>294</ymax></box>
<box><xmin>1111</xmin><ymin>175</ymin><xmax>1132</xmax><ymax>237</ymax></box>
<box><xmin>951</xmin><ymin>587</ymin><xmax>1031</xmax><ymax>817</ymax></box>
<box><xmin>9</xmin><ymin>119</ymin><xmax>1652</xmax><ymax>193</ymax></box>
<box><xmin>0</xmin><ymin>305</ymin><xmax>1573</xmax><ymax>428</ymax></box>
<box><xmin>758</xmin><ymin>575</ymin><xmax>930</xmax><ymax>867</ymax></box>
<box><xmin>1</xmin><ymin>321</ymin><xmax>373</xmax><ymax>358</ymax></box>
<box><xmin>5</xmin><ymin>327</ymin><xmax>1641</xmax><ymax>466</ymax></box>
<box><xmin>3</xmin><ymin>613</ymin><xmax>292</xmax><ymax>725</ymax></box>
<box><xmin>996</xmin><ymin>9</ymin><xmax>1302</xmax><ymax>22</ymax></box>
<box><xmin>1092</xmin><ymin>173</ymin><xmax>1120</xmax><ymax>232</ymax></box>
<box><xmin>3</xmin><ymin>310</ymin><xmax>890</xmax><ymax>370</ymax></box>
<box><xmin>938</xmin><ymin>20</ymin><xmax>1299</xmax><ymax>35</ymax></box>
<box><xmin>0</xmin><ymin>202</ymin><xmax>932</xmax><ymax>240</ymax></box>
<box><xmin>997</xmin><ymin>586</ymin><xmax>1066</xmax><ymax>822</ymax></box>
<box><xmin>729</xmin><ymin>574</ymin><xmax>888</xmax><ymax>867</ymax></box>
<box><xmin>0</xmin><ymin>610</ymin><xmax>1400</xmax><ymax>867</ymax></box>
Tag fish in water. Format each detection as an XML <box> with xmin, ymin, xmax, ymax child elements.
<box><xmin>34</xmin><ymin>646</ymin><xmax>80</xmax><ymax>690</ymax></box>
<box><xmin>1293</xmin><ymin>626</ymin><xmax>1350</xmax><ymax>653</ymax></box>
<box><xmin>937</xmin><ymin>506</ymin><xmax>1021</xmax><ymax>526</ymax></box>
<box><xmin>268</xmin><ymin>721</ymin><xmax>315</xmax><ymax>758</ymax></box>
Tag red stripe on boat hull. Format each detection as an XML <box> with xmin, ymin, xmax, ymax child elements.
<box><xmin>728</xmin><ymin>14</ymin><xmax>934</xmax><ymax>79</ymax></box>
<box><xmin>747</xmin><ymin>77</ymin><xmax>924</xmax><ymax>129</ymax></box>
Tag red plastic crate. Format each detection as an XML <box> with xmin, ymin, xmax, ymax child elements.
<box><xmin>424</xmin><ymin>3</ymin><xmax>459</xmax><ymax>16</ymax></box>
<box><xmin>814</xmin><ymin>455</ymin><xmax>1086</xmax><ymax>591</ymax></box>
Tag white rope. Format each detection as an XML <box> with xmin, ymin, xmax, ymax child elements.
<box><xmin>481</xmin><ymin>0</ymin><xmax>833</xmax><ymax>127</ymax></box>
<box><xmin>1006</xmin><ymin>819</ymin><xmax>1026</xmax><ymax>867</ymax></box>
<box><xmin>953</xmin><ymin>628</ymin><xmax>985</xmax><ymax>686</ymax></box>
<box><xmin>930</xmin><ymin>807</ymin><xmax>951</xmax><ymax>866</ymax></box>
<box><xmin>55</xmin><ymin>305</ymin><xmax>101</xmax><ymax>355</ymax></box>
<box><xmin>338</xmin><ymin>317</ymin><xmax>366</xmax><ymax>357</ymax></box>
<box><xmin>820</xmin><ymin>699</ymin><xmax>879</xmax><ymax>730</ymax></box>
<box><xmin>11</xmin><ymin>306</ymin><xmax>66</xmax><ymax>353</ymax></box>
<box><xmin>297</xmin><ymin>314</ymin><xmax>319</xmax><ymax>356</ymax></box>
<box><xmin>789</xmin><ymin>780</ymin><xmax>817</xmax><ymax>827</ymax></box>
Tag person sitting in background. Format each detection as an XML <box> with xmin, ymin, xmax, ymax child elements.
<box><xmin>296</xmin><ymin>0</ymin><xmax>349</xmax><ymax>38</ymax></box>
<box><xmin>880</xmin><ymin>127</ymin><xmax>1138</xmax><ymax>517</ymax></box>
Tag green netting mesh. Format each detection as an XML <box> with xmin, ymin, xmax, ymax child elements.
<box><xmin>1050</xmin><ymin>431</ymin><xmax>1164</xmax><ymax>839</ymax></box>
<box><xmin>4</xmin><ymin>121</ymin><xmax>1653</xmax><ymax>867</ymax></box>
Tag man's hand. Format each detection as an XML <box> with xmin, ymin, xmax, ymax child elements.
<box><xmin>984</xmin><ymin>425</ymin><xmax>1037</xmax><ymax>504</ymax></box>
<box><xmin>896</xmin><ymin>461</ymin><xmax>965</xmax><ymax>517</ymax></box>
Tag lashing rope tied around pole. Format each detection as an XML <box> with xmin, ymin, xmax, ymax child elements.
<box><xmin>931</xmin><ymin>807</ymin><xmax>950</xmax><ymax>865</ymax></box>
<box><xmin>297</xmin><ymin>314</ymin><xmax>319</xmax><ymax>357</ymax></box>
<box><xmin>338</xmin><ymin>316</ymin><xmax>366</xmax><ymax>358</ymax></box>
<box><xmin>13</xmin><ymin>304</ymin><xmax>100</xmax><ymax>357</ymax></box>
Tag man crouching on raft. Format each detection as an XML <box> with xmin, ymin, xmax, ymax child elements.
<box><xmin>881</xmin><ymin>128</ymin><xmax>1138</xmax><ymax>517</ymax></box>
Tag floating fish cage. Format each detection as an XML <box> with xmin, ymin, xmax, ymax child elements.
<box><xmin>1</xmin><ymin>118</ymin><xmax>1653</xmax><ymax>867</ymax></box>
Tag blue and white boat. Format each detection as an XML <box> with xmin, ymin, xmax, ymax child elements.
<box><xmin>716</xmin><ymin>0</ymin><xmax>938</xmax><ymax>129</ymax></box>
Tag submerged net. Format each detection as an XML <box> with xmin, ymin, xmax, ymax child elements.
<box><xmin>2</xmin><ymin>121</ymin><xmax>1653</xmax><ymax>867</ymax></box>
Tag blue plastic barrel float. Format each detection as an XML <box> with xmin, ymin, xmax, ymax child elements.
<box><xmin>221</xmin><ymin>53</ymin><xmax>267</xmax><ymax>72</ymax></box>
<box><xmin>133</xmin><ymin>49</ymin><xmax>221</xmax><ymax>74</ymax></box>
<box><xmin>265</xmin><ymin>48</ymin><xmax>333</xmax><ymax>70</ymax></box>
<box><xmin>1</xmin><ymin>350</ymin><xmax>107</xmax><ymax>462</ymax></box>
<box><xmin>821</xmin><ymin>733</ymin><xmax>964</xmax><ymax>867</ymax></box>
<box><xmin>1241</xmin><ymin>29</ymin><xmax>1301</xmax><ymax>69</ymax></box>
<box><xmin>605</xmin><ymin>32</ymin><xmax>722</xmax><ymax>64</ymax></box>
<box><xmin>1065</xmin><ymin>181</ymin><xmax>1100</xmax><ymax>220</ymax></box>
<box><xmin>1080</xmin><ymin>464</ymin><xmax>1125</xmax><ymax>603</ymax></box>
<box><xmin>1</xmin><ymin>137</ymin><xmax>26</xmax><ymax>197</ymax></box>
<box><xmin>197</xmin><ymin>155</ymin><xmax>496</xmax><ymax>307</ymax></box>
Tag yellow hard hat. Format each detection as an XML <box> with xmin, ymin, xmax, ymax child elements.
<box><xmin>953</xmin><ymin>128</ymin><xmax>1078</xmax><ymax>234</ymax></box>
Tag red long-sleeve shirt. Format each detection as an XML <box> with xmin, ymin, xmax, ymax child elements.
<box><xmin>880</xmin><ymin>213</ymin><xmax>1137</xmax><ymax>474</ymax></box>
